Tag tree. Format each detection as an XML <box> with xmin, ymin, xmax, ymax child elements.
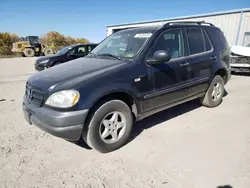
<box><xmin>10</xmin><ymin>33</ymin><xmax>19</xmax><ymax>43</ymax></box>
<box><xmin>75</xmin><ymin>37</ymin><xmax>89</xmax><ymax>44</ymax></box>
<box><xmin>0</xmin><ymin>32</ymin><xmax>13</xmax><ymax>55</ymax></box>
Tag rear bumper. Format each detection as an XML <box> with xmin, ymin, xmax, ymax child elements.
<box><xmin>23</xmin><ymin>96</ymin><xmax>89</xmax><ymax>141</ymax></box>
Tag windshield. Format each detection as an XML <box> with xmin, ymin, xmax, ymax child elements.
<box><xmin>90</xmin><ymin>29</ymin><xmax>153</xmax><ymax>60</ymax></box>
<box><xmin>56</xmin><ymin>46</ymin><xmax>74</xmax><ymax>55</ymax></box>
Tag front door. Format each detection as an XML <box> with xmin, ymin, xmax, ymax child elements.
<box><xmin>143</xmin><ymin>28</ymin><xmax>191</xmax><ymax>111</ymax></box>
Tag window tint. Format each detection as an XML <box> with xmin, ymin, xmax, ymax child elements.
<box><xmin>67</xmin><ymin>48</ymin><xmax>75</xmax><ymax>55</ymax></box>
<box><xmin>149</xmin><ymin>29</ymin><xmax>184</xmax><ymax>59</ymax></box>
<box><xmin>77</xmin><ymin>47</ymin><xmax>86</xmax><ymax>53</ymax></box>
<box><xmin>202</xmin><ymin>29</ymin><xmax>212</xmax><ymax>51</ymax></box>
<box><xmin>215</xmin><ymin>29</ymin><xmax>229</xmax><ymax>49</ymax></box>
<box><xmin>186</xmin><ymin>28</ymin><xmax>205</xmax><ymax>55</ymax></box>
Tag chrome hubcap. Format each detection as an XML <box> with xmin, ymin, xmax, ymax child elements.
<box><xmin>211</xmin><ymin>82</ymin><xmax>222</xmax><ymax>101</ymax></box>
<box><xmin>99</xmin><ymin>111</ymin><xmax>126</xmax><ymax>144</ymax></box>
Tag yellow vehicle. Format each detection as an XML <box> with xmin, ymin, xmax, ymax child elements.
<box><xmin>12</xmin><ymin>36</ymin><xmax>54</xmax><ymax>57</ymax></box>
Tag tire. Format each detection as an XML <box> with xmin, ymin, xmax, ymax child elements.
<box><xmin>23</xmin><ymin>48</ymin><xmax>35</xmax><ymax>57</ymax></box>
<box><xmin>44</xmin><ymin>48</ymin><xmax>53</xmax><ymax>56</ymax></box>
<box><xmin>200</xmin><ymin>75</ymin><xmax>225</xmax><ymax>108</ymax></box>
<box><xmin>83</xmin><ymin>99</ymin><xmax>133</xmax><ymax>153</ymax></box>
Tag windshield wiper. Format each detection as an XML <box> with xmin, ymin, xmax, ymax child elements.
<box><xmin>97</xmin><ymin>53</ymin><xmax>121</xmax><ymax>60</ymax></box>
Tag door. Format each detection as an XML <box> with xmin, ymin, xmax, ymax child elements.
<box><xmin>184</xmin><ymin>28</ymin><xmax>214</xmax><ymax>96</ymax></box>
<box><xmin>143</xmin><ymin>28</ymin><xmax>190</xmax><ymax>111</ymax></box>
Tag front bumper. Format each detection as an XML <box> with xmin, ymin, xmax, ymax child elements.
<box><xmin>225</xmin><ymin>66</ymin><xmax>231</xmax><ymax>84</ymax></box>
<box><xmin>22</xmin><ymin>96</ymin><xmax>89</xmax><ymax>141</ymax></box>
<box><xmin>230</xmin><ymin>63</ymin><xmax>250</xmax><ymax>73</ymax></box>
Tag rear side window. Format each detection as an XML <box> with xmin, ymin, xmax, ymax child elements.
<box><xmin>186</xmin><ymin>28</ymin><xmax>205</xmax><ymax>55</ymax></box>
<box><xmin>88</xmin><ymin>46</ymin><xmax>92</xmax><ymax>52</ymax></box>
<box><xmin>202</xmin><ymin>29</ymin><xmax>212</xmax><ymax>51</ymax></box>
<box><xmin>215</xmin><ymin>29</ymin><xmax>229</xmax><ymax>49</ymax></box>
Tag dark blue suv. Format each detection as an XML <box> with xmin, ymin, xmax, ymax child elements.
<box><xmin>23</xmin><ymin>21</ymin><xmax>231</xmax><ymax>153</ymax></box>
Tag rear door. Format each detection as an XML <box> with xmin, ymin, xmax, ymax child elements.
<box><xmin>184</xmin><ymin>27</ymin><xmax>215</xmax><ymax>96</ymax></box>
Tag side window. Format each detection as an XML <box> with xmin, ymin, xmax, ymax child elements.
<box><xmin>88</xmin><ymin>46</ymin><xmax>92</xmax><ymax>52</ymax></box>
<box><xmin>77</xmin><ymin>46</ymin><xmax>86</xmax><ymax>54</ymax></box>
<box><xmin>148</xmin><ymin>29</ymin><xmax>184</xmax><ymax>59</ymax></box>
<box><xmin>67</xmin><ymin>48</ymin><xmax>75</xmax><ymax>55</ymax></box>
<box><xmin>186</xmin><ymin>28</ymin><xmax>205</xmax><ymax>55</ymax></box>
<box><xmin>202</xmin><ymin>29</ymin><xmax>212</xmax><ymax>51</ymax></box>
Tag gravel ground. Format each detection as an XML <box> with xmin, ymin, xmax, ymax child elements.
<box><xmin>0</xmin><ymin>57</ymin><xmax>250</xmax><ymax>188</ymax></box>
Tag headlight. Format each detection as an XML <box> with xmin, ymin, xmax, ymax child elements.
<box><xmin>40</xmin><ymin>59</ymin><xmax>50</xmax><ymax>64</ymax></box>
<box><xmin>45</xmin><ymin>90</ymin><xmax>80</xmax><ymax>108</ymax></box>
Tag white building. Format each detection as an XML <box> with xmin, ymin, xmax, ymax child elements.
<box><xmin>106</xmin><ymin>8</ymin><xmax>250</xmax><ymax>47</ymax></box>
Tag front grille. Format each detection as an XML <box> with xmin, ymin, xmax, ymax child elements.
<box><xmin>25</xmin><ymin>83</ymin><xmax>44</xmax><ymax>106</ymax></box>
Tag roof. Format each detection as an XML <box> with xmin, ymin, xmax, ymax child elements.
<box><xmin>107</xmin><ymin>8</ymin><xmax>250</xmax><ymax>28</ymax></box>
<box><xmin>68</xmin><ymin>43</ymin><xmax>97</xmax><ymax>47</ymax></box>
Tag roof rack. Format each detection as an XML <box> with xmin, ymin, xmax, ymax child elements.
<box><xmin>164</xmin><ymin>21</ymin><xmax>215</xmax><ymax>27</ymax></box>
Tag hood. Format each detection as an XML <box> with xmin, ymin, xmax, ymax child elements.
<box><xmin>231</xmin><ymin>46</ymin><xmax>250</xmax><ymax>57</ymax></box>
<box><xmin>28</xmin><ymin>57</ymin><xmax>126</xmax><ymax>92</ymax></box>
<box><xmin>36</xmin><ymin>54</ymin><xmax>61</xmax><ymax>63</ymax></box>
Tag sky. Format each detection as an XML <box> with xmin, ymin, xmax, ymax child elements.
<box><xmin>0</xmin><ymin>0</ymin><xmax>249</xmax><ymax>43</ymax></box>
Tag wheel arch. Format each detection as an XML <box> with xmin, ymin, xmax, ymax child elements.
<box><xmin>85</xmin><ymin>90</ymin><xmax>139</xmax><ymax>124</ymax></box>
<box><xmin>213</xmin><ymin>68</ymin><xmax>228</xmax><ymax>84</ymax></box>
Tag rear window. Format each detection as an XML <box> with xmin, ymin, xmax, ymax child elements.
<box><xmin>186</xmin><ymin>28</ymin><xmax>205</xmax><ymax>55</ymax></box>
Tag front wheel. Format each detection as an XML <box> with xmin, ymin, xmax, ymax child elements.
<box><xmin>200</xmin><ymin>75</ymin><xmax>225</xmax><ymax>108</ymax></box>
<box><xmin>83</xmin><ymin>99</ymin><xmax>133</xmax><ymax>153</ymax></box>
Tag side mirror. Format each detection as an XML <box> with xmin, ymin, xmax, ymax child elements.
<box><xmin>146</xmin><ymin>50</ymin><xmax>170</xmax><ymax>65</ymax></box>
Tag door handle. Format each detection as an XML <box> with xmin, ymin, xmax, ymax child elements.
<box><xmin>210</xmin><ymin>56</ymin><xmax>217</xmax><ymax>60</ymax></box>
<box><xmin>180</xmin><ymin>62</ymin><xmax>190</xmax><ymax>67</ymax></box>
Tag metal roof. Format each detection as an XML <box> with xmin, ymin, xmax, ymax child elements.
<box><xmin>107</xmin><ymin>8</ymin><xmax>250</xmax><ymax>28</ymax></box>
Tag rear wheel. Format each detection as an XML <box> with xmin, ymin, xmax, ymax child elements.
<box><xmin>23</xmin><ymin>48</ymin><xmax>35</xmax><ymax>57</ymax></box>
<box><xmin>83</xmin><ymin>99</ymin><xmax>133</xmax><ymax>153</ymax></box>
<box><xmin>200</xmin><ymin>75</ymin><xmax>224</xmax><ymax>108</ymax></box>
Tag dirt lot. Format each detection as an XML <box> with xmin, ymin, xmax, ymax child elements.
<box><xmin>0</xmin><ymin>57</ymin><xmax>250</xmax><ymax>188</ymax></box>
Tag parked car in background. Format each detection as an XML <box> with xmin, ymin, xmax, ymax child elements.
<box><xmin>34</xmin><ymin>43</ymin><xmax>98</xmax><ymax>71</ymax></box>
<box><xmin>23</xmin><ymin>21</ymin><xmax>231</xmax><ymax>153</ymax></box>
<box><xmin>230</xmin><ymin>44</ymin><xmax>250</xmax><ymax>73</ymax></box>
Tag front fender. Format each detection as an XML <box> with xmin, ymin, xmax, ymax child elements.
<box><xmin>76</xmin><ymin>81</ymin><xmax>142</xmax><ymax>112</ymax></box>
